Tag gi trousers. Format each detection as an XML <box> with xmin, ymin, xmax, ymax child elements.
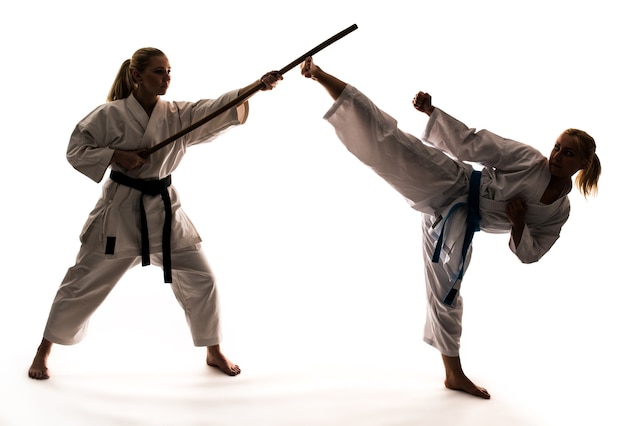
<box><xmin>421</xmin><ymin>215</ymin><xmax>471</xmax><ymax>357</ymax></box>
<box><xmin>43</xmin><ymin>243</ymin><xmax>222</xmax><ymax>347</ymax></box>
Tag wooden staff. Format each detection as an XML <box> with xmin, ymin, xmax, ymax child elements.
<box><xmin>140</xmin><ymin>24</ymin><xmax>358</xmax><ymax>158</ymax></box>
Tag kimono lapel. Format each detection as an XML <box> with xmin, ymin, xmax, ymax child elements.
<box><xmin>126</xmin><ymin>94</ymin><xmax>166</xmax><ymax>150</ymax></box>
<box><xmin>127</xmin><ymin>94</ymin><xmax>150</xmax><ymax>130</ymax></box>
<box><xmin>142</xmin><ymin>99</ymin><xmax>167</xmax><ymax>149</ymax></box>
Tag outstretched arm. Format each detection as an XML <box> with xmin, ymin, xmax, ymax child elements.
<box><xmin>300</xmin><ymin>56</ymin><xmax>347</xmax><ymax>100</ymax></box>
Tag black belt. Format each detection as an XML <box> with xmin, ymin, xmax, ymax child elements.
<box><xmin>110</xmin><ymin>170</ymin><xmax>173</xmax><ymax>283</ymax></box>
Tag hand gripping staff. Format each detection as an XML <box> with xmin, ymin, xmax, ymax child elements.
<box><xmin>139</xmin><ymin>24</ymin><xmax>358</xmax><ymax>158</ymax></box>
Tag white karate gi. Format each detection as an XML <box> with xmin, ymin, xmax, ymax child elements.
<box><xmin>324</xmin><ymin>85</ymin><xmax>570</xmax><ymax>356</ymax></box>
<box><xmin>44</xmin><ymin>90</ymin><xmax>248</xmax><ymax>346</ymax></box>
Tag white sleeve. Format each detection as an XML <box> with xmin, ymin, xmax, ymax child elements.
<box><xmin>422</xmin><ymin>108</ymin><xmax>543</xmax><ymax>170</ymax></box>
<box><xmin>66</xmin><ymin>122</ymin><xmax>115</xmax><ymax>183</ymax></box>
<box><xmin>508</xmin><ymin>210</ymin><xmax>568</xmax><ymax>263</ymax></box>
<box><xmin>174</xmin><ymin>89</ymin><xmax>248</xmax><ymax>148</ymax></box>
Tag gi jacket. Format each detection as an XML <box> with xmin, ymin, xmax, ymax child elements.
<box><xmin>325</xmin><ymin>85</ymin><xmax>570</xmax><ymax>283</ymax></box>
<box><xmin>66</xmin><ymin>90</ymin><xmax>248</xmax><ymax>258</ymax></box>
<box><xmin>422</xmin><ymin>108</ymin><xmax>570</xmax><ymax>266</ymax></box>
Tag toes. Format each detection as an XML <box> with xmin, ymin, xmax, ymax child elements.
<box><xmin>28</xmin><ymin>369</ymin><xmax>50</xmax><ymax>380</ymax></box>
<box><xmin>478</xmin><ymin>387</ymin><xmax>491</xmax><ymax>399</ymax></box>
<box><xmin>223</xmin><ymin>363</ymin><xmax>240</xmax><ymax>376</ymax></box>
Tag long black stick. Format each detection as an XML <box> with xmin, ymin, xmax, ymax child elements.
<box><xmin>141</xmin><ymin>24</ymin><xmax>358</xmax><ymax>157</ymax></box>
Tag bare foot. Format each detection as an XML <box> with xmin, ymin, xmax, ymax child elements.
<box><xmin>28</xmin><ymin>338</ymin><xmax>52</xmax><ymax>380</ymax></box>
<box><xmin>441</xmin><ymin>354</ymin><xmax>490</xmax><ymax>399</ymax></box>
<box><xmin>206</xmin><ymin>345</ymin><xmax>241</xmax><ymax>376</ymax></box>
<box><xmin>445</xmin><ymin>374</ymin><xmax>491</xmax><ymax>399</ymax></box>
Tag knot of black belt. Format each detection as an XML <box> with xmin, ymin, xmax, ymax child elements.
<box><xmin>110</xmin><ymin>170</ymin><xmax>173</xmax><ymax>283</ymax></box>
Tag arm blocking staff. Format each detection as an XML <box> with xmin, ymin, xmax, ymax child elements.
<box><xmin>140</xmin><ymin>24</ymin><xmax>358</xmax><ymax>158</ymax></box>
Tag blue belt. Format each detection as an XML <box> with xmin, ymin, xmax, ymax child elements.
<box><xmin>431</xmin><ymin>170</ymin><xmax>481</xmax><ymax>305</ymax></box>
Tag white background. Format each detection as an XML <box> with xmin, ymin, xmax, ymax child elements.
<box><xmin>1</xmin><ymin>1</ymin><xmax>623</xmax><ymax>425</ymax></box>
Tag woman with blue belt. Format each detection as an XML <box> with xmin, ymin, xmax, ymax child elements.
<box><xmin>300</xmin><ymin>56</ymin><xmax>600</xmax><ymax>399</ymax></box>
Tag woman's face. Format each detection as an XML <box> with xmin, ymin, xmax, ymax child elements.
<box><xmin>548</xmin><ymin>133</ymin><xmax>589</xmax><ymax>179</ymax></box>
<box><xmin>134</xmin><ymin>55</ymin><xmax>171</xmax><ymax>97</ymax></box>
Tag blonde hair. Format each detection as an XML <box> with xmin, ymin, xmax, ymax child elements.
<box><xmin>107</xmin><ymin>47</ymin><xmax>165</xmax><ymax>102</ymax></box>
<box><xmin>563</xmin><ymin>128</ymin><xmax>601</xmax><ymax>197</ymax></box>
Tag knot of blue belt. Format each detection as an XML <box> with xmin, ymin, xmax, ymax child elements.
<box><xmin>110</xmin><ymin>170</ymin><xmax>173</xmax><ymax>283</ymax></box>
<box><xmin>432</xmin><ymin>170</ymin><xmax>482</xmax><ymax>305</ymax></box>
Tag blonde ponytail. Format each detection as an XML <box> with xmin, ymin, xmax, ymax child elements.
<box><xmin>564</xmin><ymin>128</ymin><xmax>601</xmax><ymax>197</ymax></box>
